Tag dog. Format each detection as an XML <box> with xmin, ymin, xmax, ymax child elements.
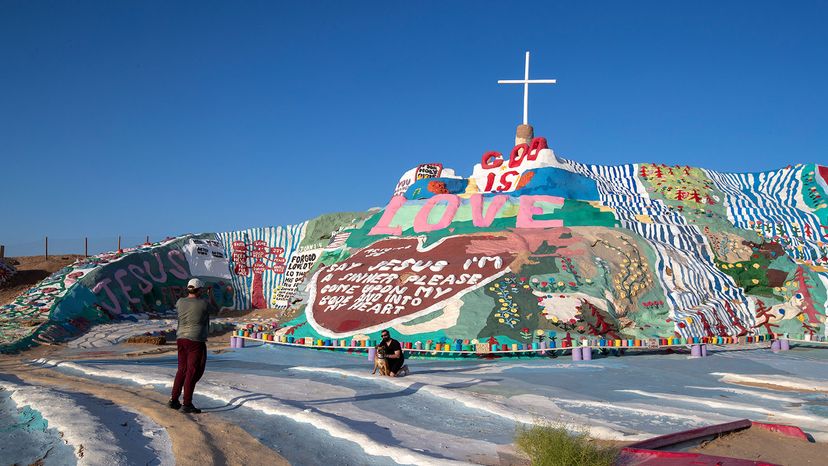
<box><xmin>372</xmin><ymin>345</ymin><xmax>390</xmax><ymax>376</ymax></box>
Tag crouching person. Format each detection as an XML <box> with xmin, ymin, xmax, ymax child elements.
<box><xmin>379</xmin><ymin>330</ymin><xmax>409</xmax><ymax>377</ymax></box>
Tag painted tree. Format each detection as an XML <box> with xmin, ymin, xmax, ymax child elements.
<box><xmin>793</xmin><ymin>266</ymin><xmax>820</xmax><ymax>323</ymax></box>
<box><xmin>576</xmin><ymin>299</ymin><xmax>620</xmax><ymax>339</ymax></box>
<box><xmin>231</xmin><ymin>240</ymin><xmax>286</xmax><ymax>309</ymax></box>
<box><xmin>753</xmin><ymin>299</ymin><xmax>779</xmax><ymax>334</ymax></box>
<box><xmin>723</xmin><ymin>301</ymin><xmax>748</xmax><ymax>335</ymax></box>
<box><xmin>696</xmin><ymin>312</ymin><xmax>715</xmax><ymax>335</ymax></box>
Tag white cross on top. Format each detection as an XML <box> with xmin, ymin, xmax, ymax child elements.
<box><xmin>497</xmin><ymin>51</ymin><xmax>556</xmax><ymax>125</ymax></box>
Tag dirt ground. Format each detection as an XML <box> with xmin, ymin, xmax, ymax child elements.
<box><xmin>0</xmin><ymin>335</ymin><xmax>288</xmax><ymax>466</ymax></box>
<box><xmin>0</xmin><ymin>255</ymin><xmax>83</xmax><ymax>306</ymax></box>
<box><xmin>690</xmin><ymin>426</ymin><xmax>828</xmax><ymax>465</ymax></box>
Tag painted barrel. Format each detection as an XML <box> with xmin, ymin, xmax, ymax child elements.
<box><xmin>582</xmin><ymin>346</ymin><xmax>592</xmax><ymax>361</ymax></box>
<box><xmin>572</xmin><ymin>347</ymin><xmax>583</xmax><ymax>361</ymax></box>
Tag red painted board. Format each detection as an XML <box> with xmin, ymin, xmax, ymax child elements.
<box><xmin>750</xmin><ymin>422</ymin><xmax>809</xmax><ymax>441</ymax></box>
<box><xmin>618</xmin><ymin>447</ymin><xmax>780</xmax><ymax>466</ymax></box>
<box><xmin>626</xmin><ymin>419</ymin><xmax>752</xmax><ymax>450</ymax></box>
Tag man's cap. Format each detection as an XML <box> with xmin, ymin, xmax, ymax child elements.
<box><xmin>187</xmin><ymin>278</ymin><xmax>205</xmax><ymax>289</ymax></box>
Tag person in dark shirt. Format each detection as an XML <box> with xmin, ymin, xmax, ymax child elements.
<box><xmin>168</xmin><ymin>278</ymin><xmax>213</xmax><ymax>414</ymax></box>
<box><xmin>379</xmin><ymin>330</ymin><xmax>409</xmax><ymax>377</ymax></box>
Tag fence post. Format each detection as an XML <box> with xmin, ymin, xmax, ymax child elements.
<box><xmin>118</xmin><ymin>235</ymin><xmax>121</xmax><ymax>252</ymax></box>
<box><xmin>45</xmin><ymin>236</ymin><xmax>48</xmax><ymax>259</ymax></box>
<box><xmin>0</xmin><ymin>244</ymin><xmax>4</xmax><ymax>259</ymax></box>
<box><xmin>85</xmin><ymin>237</ymin><xmax>88</xmax><ymax>257</ymax></box>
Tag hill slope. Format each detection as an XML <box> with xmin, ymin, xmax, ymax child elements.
<box><xmin>1</xmin><ymin>135</ymin><xmax>826</xmax><ymax>351</ymax></box>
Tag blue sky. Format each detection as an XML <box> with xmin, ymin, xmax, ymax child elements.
<box><xmin>1</xmin><ymin>1</ymin><xmax>826</xmax><ymax>255</ymax></box>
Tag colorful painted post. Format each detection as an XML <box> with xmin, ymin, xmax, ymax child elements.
<box><xmin>582</xmin><ymin>345</ymin><xmax>592</xmax><ymax>361</ymax></box>
<box><xmin>700</xmin><ymin>344</ymin><xmax>707</xmax><ymax>357</ymax></box>
<box><xmin>780</xmin><ymin>339</ymin><xmax>790</xmax><ymax>351</ymax></box>
<box><xmin>691</xmin><ymin>344</ymin><xmax>701</xmax><ymax>357</ymax></box>
<box><xmin>238</xmin><ymin>337</ymin><xmax>245</xmax><ymax>348</ymax></box>
<box><xmin>771</xmin><ymin>340</ymin><xmax>781</xmax><ymax>352</ymax></box>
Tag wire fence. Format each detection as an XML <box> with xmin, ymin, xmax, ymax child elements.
<box><xmin>0</xmin><ymin>235</ymin><xmax>167</xmax><ymax>258</ymax></box>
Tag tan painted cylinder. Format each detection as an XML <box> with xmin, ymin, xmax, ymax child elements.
<box><xmin>515</xmin><ymin>124</ymin><xmax>534</xmax><ymax>145</ymax></box>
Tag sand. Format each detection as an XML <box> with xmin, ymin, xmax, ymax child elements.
<box><xmin>0</xmin><ymin>255</ymin><xmax>83</xmax><ymax>306</ymax></box>
<box><xmin>691</xmin><ymin>426</ymin><xmax>828</xmax><ymax>465</ymax></box>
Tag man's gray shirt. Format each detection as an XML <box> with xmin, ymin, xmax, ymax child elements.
<box><xmin>176</xmin><ymin>297</ymin><xmax>210</xmax><ymax>342</ymax></box>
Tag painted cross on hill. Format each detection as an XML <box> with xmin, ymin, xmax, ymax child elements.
<box><xmin>231</xmin><ymin>240</ymin><xmax>286</xmax><ymax>309</ymax></box>
<box><xmin>498</xmin><ymin>51</ymin><xmax>557</xmax><ymax>125</ymax></box>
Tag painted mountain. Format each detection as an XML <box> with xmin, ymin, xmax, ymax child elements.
<box><xmin>2</xmin><ymin>135</ymin><xmax>827</xmax><ymax>351</ymax></box>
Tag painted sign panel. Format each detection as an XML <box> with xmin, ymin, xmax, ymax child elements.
<box><xmin>182</xmin><ymin>237</ymin><xmax>232</xmax><ymax>279</ymax></box>
<box><xmin>305</xmin><ymin>235</ymin><xmax>517</xmax><ymax>337</ymax></box>
<box><xmin>272</xmin><ymin>249</ymin><xmax>322</xmax><ymax>309</ymax></box>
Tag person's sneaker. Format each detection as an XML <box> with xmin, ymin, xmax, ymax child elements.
<box><xmin>167</xmin><ymin>399</ymin><xmax>181</xmax><ymax>410</ymax></box>
<box><xmin>180</xmin><ymin>404</ymin><xmax>202</xmax><ymax>414</ymax></box>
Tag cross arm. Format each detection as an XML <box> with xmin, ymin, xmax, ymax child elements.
<box><xmin>497</xmin><ymin>79</ymin><xmax>557</xmax><ymax>84</ymax></box>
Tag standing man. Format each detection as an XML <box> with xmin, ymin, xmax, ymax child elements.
<box><xmin>379</xmin><ymin>330</ymin><xmax>409</xmax><ymax>377</ymax></box>
<box><xmin>169</xmin><ymin>278</ymin><xmax>212</xmax><ymax>413</ymax></box>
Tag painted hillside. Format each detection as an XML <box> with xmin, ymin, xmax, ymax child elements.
<box><xmin>2</xmin><ymin>134</ymin><xmax>827</xmax><ymax>352</ymax></box>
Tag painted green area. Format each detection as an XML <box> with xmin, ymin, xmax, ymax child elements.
<box><xmin>639</xmin><ymin>164</ymin><xmax>756</xmax><ymax>242</ymax></box>
<box><xmin>299</xmin><ymin>211</ymin><xmax>375</xmax><ymax>250</ymax></box>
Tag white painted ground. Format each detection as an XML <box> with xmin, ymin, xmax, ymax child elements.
<box><xmin>0</xmin><ymin>376</ymin><xmax>173</xmax><ymax>466</ymax></box>
<box><xmin>20</xmin><ymin>342</ymin><xmax>828</xmax><ymax>465</ymax></box>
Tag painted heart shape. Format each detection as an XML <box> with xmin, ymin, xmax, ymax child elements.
<box><xmin>305</xmin><ymin>235</ymin><xmax>517</xmax><ymax>337</ymax></box>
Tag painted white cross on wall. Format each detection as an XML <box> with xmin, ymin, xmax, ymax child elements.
<box><xmin>497</xmin><ymin>51</ymin><xmax>556</xmax><ymax>125</ymax></box>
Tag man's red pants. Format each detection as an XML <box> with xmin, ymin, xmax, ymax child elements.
<box><xmin>170</xmin><ymin>338</ymin><xmax>207</xmax><ymax>406</ymax></box>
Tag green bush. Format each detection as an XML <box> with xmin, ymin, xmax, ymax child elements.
<box><xmin>514</xmin><ymin>423</ymin><xmax>619</xmax><ymax>466</ymax></box>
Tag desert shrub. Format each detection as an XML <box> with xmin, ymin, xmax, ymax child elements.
<box><xmin>514</xmin><ymin>423</ymin><xmax>619</xmax><ymax>466</ymax></box>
